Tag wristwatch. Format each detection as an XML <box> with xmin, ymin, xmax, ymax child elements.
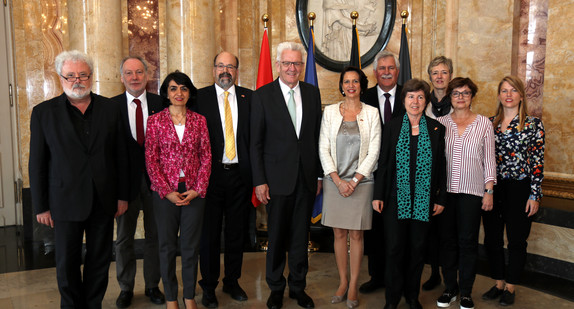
<box><xmin>352</xmin><ymin>177</ymin><xmax>359</xmax><ymax>184</ymax></box>
<box><xmin>485</xmin><ymin>188</ymin><xmax>494</xmax><ymax>194</ymax></box>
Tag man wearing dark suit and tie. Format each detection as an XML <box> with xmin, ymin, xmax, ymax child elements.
<box><xmin>359</xmin><ymin>50</ymin><xmax>405</xmax><ymax>294</ymax></box>
<box><xmin>112</xmin><ymin>56</ymin><xmax>165</xmax><ymax>308</ymax></box>
<box><xmin>29</xmin><ymin>50</ymin><xmax>129</xmax><ymax>308</ymax></box>
<box><xmin>195</xmin><ymin>51</ymin><xmax>253</xmax><ymax>308</ymax></box>
<box><xmin>251</xmin><ymin>42</ymin><xmax>322</xmax><ymax>309</ymax></box>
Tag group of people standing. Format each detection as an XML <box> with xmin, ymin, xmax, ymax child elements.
<box><xmin>28</xmin><ymin>42</ymin><xmax>544</xmax><ymax>309</ymax></box>
<box><xmin>319</xmin><ymin>53</ymin><xmax>545</xmax><ymax>309</ymax></box>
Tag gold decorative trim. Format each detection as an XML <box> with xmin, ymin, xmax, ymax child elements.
<box><xmin>542</xmin><ymin>176</ymin><xmax>574</xmax><ymax>200</ymax></box>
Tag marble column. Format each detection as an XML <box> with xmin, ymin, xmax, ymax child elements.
<box><xmin>68</xmin><ymin>0</ymin><xmax>123</xmax><ymax>96</ymax></box>
<box><xmin>166</xmin><ymin>0</ymin><xmax>215</xmax><ymax>89</ymax></box>
<box><xmin>512</xmin><ymin>0</ymin><xmax>548</xmax><ymax>117</ymax></box>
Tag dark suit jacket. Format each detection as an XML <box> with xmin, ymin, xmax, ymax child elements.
<box><xmin>111</xmin><ymin>91</ymin><xmax>165</xmax><ymax>201</ymax></box>
<box><xmin>196</xmin><ymin>85</ymin><xmax>253</xmax><ymax>188</ymax></box>
<box><xmin>373</xmin><ymin>115</ymin><xmax>447</xmax><ymax>209</ymax></box>
<box><xmin>250</xmin><ymin>79</ymin><xmax>322</xmax><ymax>195</ymax></box>
<box><xmin>361</xmin><ymin>84</ymin><xmax>405</xmax><ymax>130</ymax></box>
<box><xmin>29</xmin><ymin>92</ymin><xmax>129</xmax><ymax>221</ymax></box>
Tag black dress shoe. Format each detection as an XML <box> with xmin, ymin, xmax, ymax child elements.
<box><xmin>145</xmin><ymin>287</ymin><xmax>166</xmax><ymax>305</ymax></box>
<box><xmin>422</xmin><ymin>274</ymin><xmax>442</xmax><ymax>291</ymax></box>
<box><xmin>288</xmin><ymin>291</ymin><xmax>315</xmax><ymax>308</ymax></box>
<box><xmin>267</xmin><ymin>291</ymin><xmax>283</xmax><ymax>309</ymax></box>
<box><xmin>359</xmin><ymin>278</ymin><xmax>384</xmax><ymax>294</ymax></box>
<box><xmin>201</xmin><ymin>289</ymin><xmax>218</xmax><ymax>308</ymax></box>
<box><xmin>116</xmin><ymin>290</ymin><xmax>133</xmax><ymax>308</ymax></box>
<box><xmin>222</xmin><ymin>284</ymin><xmax>248</xmax><ymax>301</ymax></box>
<box><xmin>406</xmin><ymin>298</ymin><xmax>423</xmax><ymax>309</ymax></box>
<box><xmin>383</xmin><ymin>303</ymin><xmax>398</xmax><ymax>309</ymax></box>
<box><xmin>499</xmin><ymin>290</ymin><xmax>515</xmax><ymax>306</ymax></box>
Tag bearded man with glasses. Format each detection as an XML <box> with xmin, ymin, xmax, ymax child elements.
<box><xmin>29</xmin><ymin>50</ymin><xmax>129</xmax><ymax>308</ymax></box>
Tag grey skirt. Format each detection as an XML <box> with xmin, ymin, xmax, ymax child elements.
<box><xmin>321</xmin><ymin>178</ymin><xmax>373</xmax><ymax>230</ymax></box>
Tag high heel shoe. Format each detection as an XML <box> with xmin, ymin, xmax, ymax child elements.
<box><xmin>331</xmin><ymin>291</ymin><xmax>347</xmax><ymax>304</ymax></box>
<box><xmin>346</xmin><ymin>298</ymin><xmax>359</xmax><ymax>309</ymax></box>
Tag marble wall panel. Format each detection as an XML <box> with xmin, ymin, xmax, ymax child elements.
<box><xmin>543</xmin><ymin>0</ymin><xmax>574</xmax><ymax>175</ymax></box>
<box><xmin>127</xmin><ymin>0</ymin><xmax>160</xmax><ymax>94</ymax></box>
<box><xmin>455</xmin><ymin>0</ymin><xmax>514</xmax><ymax>117</ymax></box>
<box><xmin>479</xmin><ymin>221</ymin><xmax>574</xmax><ymax>265</ymax></box>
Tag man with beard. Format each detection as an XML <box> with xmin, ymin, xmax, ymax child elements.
<box><xmin>359</xmin><ymin>50</ymin><xmax>405</xmax><ymax>294</ymax></box>
<box><xmin>112</xmin><ymin>56</ymin><xmax>165</xmax><ymax>308</ymax></box>
<box><xmin>29</xmin><ymin>50</ymin><xmax>129</xmax><ymax>308</ymax></box>
<box><xmin>195</xmin><ymin>51</ymin><xmax>253</xmax><ymax>308</ymax></box>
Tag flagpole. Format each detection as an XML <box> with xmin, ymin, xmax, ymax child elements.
<box><xmin>401</xmin><ymin>10</ymin><xmax>409</xmax><ymax>24</ymax></box>
<box><xmin>307</xmin><ymin>11</ymin><xmax>321</xmax><ymax>253</ymax></box>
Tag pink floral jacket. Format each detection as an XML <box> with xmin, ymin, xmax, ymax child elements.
<box><xmin>145</xmin><ymin>108</ymin><xmax>211</xmax><ymax>199</ymax></box>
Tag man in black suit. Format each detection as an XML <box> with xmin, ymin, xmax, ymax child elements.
<box><xmin>195</xmin><ymin>51</ymin><xmax>253</xmax><ymax>308</ymax></box>
<box><xmin>359</xmin><ymin>50</ymin><xmax>405</xmax><ymax>294</ymax></box>
<box><xmin>29</xmin><ymin>50</ymin><xmax>129</xmax><ymax>308</ymax></box>
<box><xmin>112</xmin><ymin>56</ymin><xmax>165</xmax><ymax>308</ymax></box>
<box><xmin>251</xmin><ymin>42</ymin><xmax>322</xmax><ymax>309</ymax></box>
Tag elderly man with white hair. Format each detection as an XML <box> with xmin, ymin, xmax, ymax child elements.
<box><xmin>29</xmin><ymin>50</ymin><xmax>129</xmax><ymax>308</ymax></box>
<box><xmin>250</xmin><ymin>42</ymin><xmax>323</xmax><ymax>309</ymax></box>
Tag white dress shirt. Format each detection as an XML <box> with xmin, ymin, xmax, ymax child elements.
<box><xmin>376</xmin><ymin>84</ymin><xmax>398</xmax><ymax>124</ymax></box>
<box><xmin>126</xmin><ymin>91</ymin><xmax>149</xmax><ymax>140</ymax></box>
<box><xmin>278</xmin><ymin>79</ymin><xmax>303</xmax><ymax>137</ymax></box>
<box><xmin>215</xmin><ymin>84</ymin><xmax>239</xmax><ymax>164</ymax></box>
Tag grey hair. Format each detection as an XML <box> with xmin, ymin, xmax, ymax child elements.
<box><xmin>427</xmin><ymin>56</ymin><xmax>453</xmax><ymax>77</ymax></box>
<box><xmin>373</xmin><ymin>50</ymin><xmax>399</xmax><ymax>71</ymax></box>
<box><xmin>275</xmin><ymin>42</ymin><xmax>306</xmax><ymax>61</ymax></box>
<box><xmin>120</xmin><ymin>56</ymin><xmax>149</xmax><ymax>75</ymax></box>
<box><xmin>54</xmin><ymin>50</ymin><xmax>93</xmax><ymax>75</ymax></box>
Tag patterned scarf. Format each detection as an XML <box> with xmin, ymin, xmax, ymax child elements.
<box><xmin>395</xmin><ymin>114</ymin><xmax>432</xmax><ymax>222</ymax></box>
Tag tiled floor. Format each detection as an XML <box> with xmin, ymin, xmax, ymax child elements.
<box><xmin>0</xmin><ymin>252</ymin><xmax>572</xmax><ymax>309</ymax></box>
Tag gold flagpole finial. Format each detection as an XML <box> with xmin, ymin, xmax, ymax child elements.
<box><xmin>351</xmin><ymin>11</ymin><xmax>359</xmax><ymax>26</ymax></box>
<box><xmin>308</xmin><ymin>12</ymin><xmax>316</xmax><ymax>27</ymax></box>
<box><xmin>401</xmin><ymin>10</ymin><xmax>409</xmax><ymax>25</ymax></box>
<box><xmin>262</xmin><ymin>14</ymin><xmax>269</xmax><ymax>28</ymax></box>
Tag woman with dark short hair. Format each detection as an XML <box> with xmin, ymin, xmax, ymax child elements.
<box><xmin>481</xmin><ymin>76</ymin><xmax>545</xmax><ymax>306</ymax></box>
<box><xmin>436</xmin><ymin>77</ymin><xmax>496</xmax><ymax>309</ymax></box>
<box><xmin>146</xmin><ymin>71</ymin><xmax>211</xmax><ymax>309</ymax></box>
<box><xmin>319</xmin><ymin>66</ymin><xmax>381</xmax><ymax>308</ymax></box>
<box><xmin>373</xmin><ymin>78</ymin><xmax>447</xmax><ymax>309</ymax></box>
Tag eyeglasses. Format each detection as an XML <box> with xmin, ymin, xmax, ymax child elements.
<box><xmin>280</xmin><ymin>61</ymin><xmax>303</xmax><ymax>68</ymax></box>
<box><xmin>214</xmin><ymin>64</ymin><xmax>237</xmax><ymax>70</ymax></box>
<box><xmin>60</xmin><ymin>74</ymin><xmax>92</xmax><ymax>82</ymax></box>
<box><xmin>451</xmin><ymin>91</ymin><xmax>471</xmax><ymax>98</ymax></box>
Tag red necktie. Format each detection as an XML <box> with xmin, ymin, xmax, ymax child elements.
<box><xmin>134</xmin><ymin>99</ymin><xmax>144</xmax><ymax>146</ymax></box>
<box><xmin>383</xmin><ymin>93</ymin><xmax>391</xmax><ymax>125</ymax></box>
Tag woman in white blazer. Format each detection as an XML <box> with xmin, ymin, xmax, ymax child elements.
<box><xmin>319</xmin><ymin>66</ymin><xmax>381</xmax><ymax>308</ymax></box>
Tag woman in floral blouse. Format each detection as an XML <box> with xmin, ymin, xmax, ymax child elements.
<box><xmin>146</xmin><ymin>71</ymin><xmax>211</xmax><ymax>309</ymax></box>
<box><xmin>481</xmin><ymin>75</ymin><xmax>545</xmax><ymax>306</ymax></box>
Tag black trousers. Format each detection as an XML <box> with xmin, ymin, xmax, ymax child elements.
<box><xmin>383</xmin><ymin>198</ymin><xmax>431</xmax><ymax>305</ymax></box>
<box><xmin>199</xmin><ymin>165</ymin><xmax>250</xmax><ymax>291</ymax></box>
<box><xmin>115</xmin><ymin>175</ymin><xmax>160</xmax><ymax>291</ymax></box>
<box><xmin>482</xmin><ymin>178</ymin><xmax>532</xmax><ymax>284</ymax></box>
<box><xmin>439</xmin><ymin>193</ymin><xmax>483</xmax><ymax>296</ymax></box>
<box><xmin>363</xmin><ymin>210</ymin><xmax>385</xmax><ymax>282</ymax></box>
<box><xmin>265</xmin><ymin>169</ymin><xmax>315</xmax><ymax>293</ymax></box>
<box><xmin>54</xmin><ymin>197</ymin><xmax>114</xmax><ymax>309</ymax></box>
<box><xmin>154</xmin><ymin>182</ymin><xmax>205</xmax><ymax>301</ymax></box>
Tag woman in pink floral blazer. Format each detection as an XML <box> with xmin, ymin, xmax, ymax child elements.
<box><xmin>145</xmin><ymin>71</ymin><xmax>211</xmax><ymax>309</ymax></box>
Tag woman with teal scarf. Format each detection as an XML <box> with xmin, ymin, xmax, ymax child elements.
<box><xmin>373</xmin><ymin>79</ymin><xmax>447</xmax><ymax>309</ymax></box>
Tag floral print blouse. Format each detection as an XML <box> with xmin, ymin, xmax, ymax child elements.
<box><xmin>145</xmin><ymin>108</ymin><xmax>211</xmax><ymax>199</ymax></box>
<box><xmin>490</xmin><ymin>115</ymin><xmax>545</xmax><ymax>201</ymax></box>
